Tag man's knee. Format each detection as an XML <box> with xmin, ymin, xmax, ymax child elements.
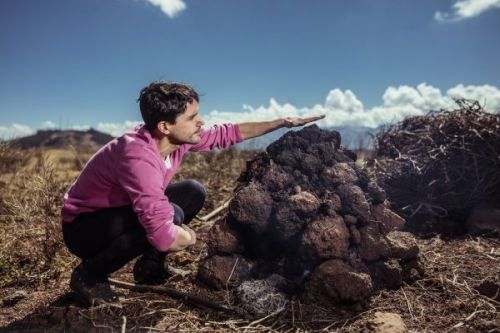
<box><xmin>185</xmin><ymin>179</ymin><xmax>207</xmax><ymax>202</ymax></box>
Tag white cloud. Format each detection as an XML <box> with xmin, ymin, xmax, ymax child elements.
<box><xmin>0</xmin><ymin>123</ymin><xmax>34</xmax><ymax>140</ymax></box>
<box><xmin>447</xmin><ymin>84</ymin><xmax>500</xmax><ymax>107</ymax></box>
<box><xmin>145</xmin><ymin>0</ymin><xmax>186</xmax><ymax>18</ymax></box>
<box><xmin>95</xmin><ymin>120</ymin><xmax>143</xmax><ymax>137</ymax></box>
<box><xmin>325</xmin><ymin>89</ymin><xmax>364</xmax><ymax>114</ymax></box>
<box><xmin>2</xmin><ymin>83</ymin><xmax>499</xmax><ymax>140</ymax></box>
<box><xmin>435</xmin><ymin>0</ymin><xmax>500</xmax><ymax>22</ymax></box>
<box><xmin>204</xmin><ymin>83</ymin><xmax>500</xmax><ymax>129</ymax></box>
<box><xmin>40</xmin><ymin>120</ymin><xmax>56</xmax><ymax>129</ymax></box>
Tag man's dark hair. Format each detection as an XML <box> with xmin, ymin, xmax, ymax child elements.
<box><xmin>138</xmin><ymin>81</ymin><xmax>199</xmax><ymax>130</ymax></box>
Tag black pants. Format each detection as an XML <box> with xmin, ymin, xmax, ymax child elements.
<box><xmin>62</xmin><ymin>180</ymin><xmax>206</xmax><ymax>277</ymax></box>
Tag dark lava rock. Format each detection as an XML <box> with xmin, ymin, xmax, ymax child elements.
<box><xmin>301</xmin><ymin>216</ymin><xmax>350</xmax><ymax>261</ymax></box>
<box><xmin>368</xmin><ymin>259</ymin><xmax>403</xmax><ymax>290</ymax></box>
<box><xmin>289</xmin><ymin>191</ymin><xmax>321</xmax><ymax>215</ymax></box>
<box><xmin>372</xmin><ymin>204</ymin><xmax>406</xmax><ymax>235</ymax></box>
<box><xmin>197</xmin><ymin>254</ymin><xmax>253</xmax><ymax>290</ymax></box>
<box><xmin>401</xmin><ymin>256</ymin><xmax>425</xmax><ymax>283</ymax></box>
<box><xmin>271</xmin><ymin>191</ymin><xmax>321</xmax><ymax>242</ymax></box>
<box><xmin>357</xmin><ymin>224</ymin><xmax>391</xmax><ymax>262</ymax></box>
<box><xmin>349</xmin><ymin>224</ymin><xmax>362</xmax><ymax>244</ymax></box>
<box><xmin>304</xmin><ymin>259</ymin><xmax>374</xmax><ymax>303</ymax></box>
<box><xmin>367</xmin><ymin>181</ymin><xmax>387</xmax><ymax>204</ymax></box>
<box><xmin>344</xmin><ymin>214</ymin><xmax>358</xmax><ymax>225</ymax></box>
<box><xmin>337</xmin><ymin>184</ymin><xmax>372</xmax><ymax>223</ymax></box>
<box><xmin>328</xmin><ymin>162</ymin><xmax>359</xmax><ymax>185</ymax></box>
<box><xmin>206</xmin><ymin>218</ymin><xmax>242</xmax><ymax>255</ymax></box>
<box><xmin>240</xmin><ymin>154</ymin><xmax>294</xmax><ymax>192</ymax></box>
<box><xmin>320</xmin><ymin>192</ymin><xmax>342</xmax><ymax>216</ymax></box>
<box><xmin>229</xmin><ymin>181</ymin><xmax>272</xmax><ymax>233</ymax></box>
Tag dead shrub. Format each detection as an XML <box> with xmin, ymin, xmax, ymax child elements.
<box><xmin>0</xmin><ymin>155</ymin><xmax>72</xmax><ymax>287</ymax></box>
<box><xmin>0</xmin><ymin>141</ymin><xmax>32</xmax><ymax>175</ymax></box>
<box><xmin>370</xmin><ymin>99</ymin><xmax>500</xmax><ymax>229</ymax></box>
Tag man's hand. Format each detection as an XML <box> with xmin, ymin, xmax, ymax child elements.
<box><xmin>168</xmin><ymin>224</ymin><xmax>197</xmax><ymax>252</ymax></box>
<box><xmin>239</xmin><ymin>114</ymin><xmax>326</xmax><ymax>140</ymax></box>
<box><xmin>282</xmin><ymin>115</ymin><xmax>326</xmax><ymax>128</ymax></box>
<box><xmin>181</xmin><ymin>224</ymin><xmax>197</xmax><ymax>245</ymax></box>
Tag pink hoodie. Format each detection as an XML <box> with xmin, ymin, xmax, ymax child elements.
<box><xmin>61</xmin><ymin>123</ymin><xmax>243</xmax><ymax>251</ymax></box>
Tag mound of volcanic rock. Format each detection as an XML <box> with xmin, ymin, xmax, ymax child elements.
<box><xmin>198</xmin><ymin>125</ymin><xmax>423</xmax><ymax>307</ymax></box>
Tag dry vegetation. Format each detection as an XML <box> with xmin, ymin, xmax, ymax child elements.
<box><xmin>0</xmin><ymin>141</ymin><xmax>498</xmax><ymax>332</ymax></box>
<box><xmin>371</xmin><ymin>100</ymin><xmax>500</xmax><ymax>231</ymax></box>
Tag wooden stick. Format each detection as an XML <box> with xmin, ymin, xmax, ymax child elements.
<box><xmin>199</xmin><ymin>199</ymin><xmax>231</xmax><ymax>222</ymax></box>
<box><xmin>109</xmin><ymin>278</ymin><xmax>237</xmax><ymax>314</ymax></box>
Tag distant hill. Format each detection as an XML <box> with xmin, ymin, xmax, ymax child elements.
<box><xmin>9</xmin><ymin>128</ymin><xmax>115</xmax><ymax>150</ymax></box>
<box><xmin>7</xmin><ymin>125</ymin><xmax>381</xmax><ymax>151</ymax></box>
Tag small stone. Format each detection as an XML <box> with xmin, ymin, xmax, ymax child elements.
<box><xmin>386</xmin><ymin>231</ymin><xmax>419</xmax><ymax>260</ymax></box>
<box><xmin>367</xmin><ymin>312</ymin><xmax>407</xmax><ymax>333</ymax></box>
<box><xmin>167</xmin><ymin>266</ymin><xmax>191</xmax><ymax>277</ymax></box>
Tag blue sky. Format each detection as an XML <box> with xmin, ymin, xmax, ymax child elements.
<box><xmin>1</xmin><ymin>0</ymin><xmax>500</xmax><ymax>138</ymax></box>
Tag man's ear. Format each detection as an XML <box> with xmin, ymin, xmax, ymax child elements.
<box><xmin>157</xmin><ymin>121</ymin><xmax>171</xmax><ymax>135</ymax></box>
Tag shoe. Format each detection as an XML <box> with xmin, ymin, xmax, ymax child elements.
<box><xmin>70</xmin><ymin>263</ymin><xmax>122</xmax><ymax>308</ymax></box>
<box><xmin>133</xmin><ymin>250</ymin><xmax>170</xmax><ymax>285</ymax></box>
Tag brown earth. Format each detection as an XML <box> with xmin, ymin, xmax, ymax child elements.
<box><xmin>0</xmin><ymin>231</ymin><xmax>498</xmax><ymax>332</ymax></box>
<box><xmin>0</xmin><ymin>145</ymin><xmax>498</xmax><ymax>332</ymax></box>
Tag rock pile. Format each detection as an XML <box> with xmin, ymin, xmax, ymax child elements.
<box><xmin>198</xmin><ymin>125</ymin><xmax>423</xmax><ymax>308</ymax></box>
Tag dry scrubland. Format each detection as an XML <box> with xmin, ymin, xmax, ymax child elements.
<box><xmin>0</xmin><ymin>141</ymin><xmax>498</xmax><ymax>332</ymax></box>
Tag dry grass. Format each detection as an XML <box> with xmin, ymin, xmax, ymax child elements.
<box><xmin>0</xmin><ymin>145</ymin><xmax>498</xmax><ymax>332</ymax></box>
<box><xmin>0</xmin><ymin>152</ymin><xmax>73</xmax><ymax>287</ymax></box>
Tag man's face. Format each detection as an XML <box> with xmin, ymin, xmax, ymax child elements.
<box><xmin>165</xmin><ymin>100</ymin><xmax>205</xmax><ymax>145</ymax></box>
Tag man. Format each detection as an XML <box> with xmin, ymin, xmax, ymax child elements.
<box><xmin>61</xmin><ymin>81</ymin><xmax>324</xmax><ymax>307</ymax></box>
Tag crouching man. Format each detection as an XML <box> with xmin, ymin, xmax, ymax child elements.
<box><xmin>61</xmin><ymin>81</ymin><xmax>324</xmax><ymax>307</ymax></box>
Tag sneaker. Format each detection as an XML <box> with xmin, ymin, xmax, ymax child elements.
<box><xmin>70</xmin><ymin>263</ymin><xmax>121</xmax><ymax>308</ymax></box>
<box><xmin>133</xmin><ymin>250</ymin><xmax>170</xmax><ymax>285</ymax></box>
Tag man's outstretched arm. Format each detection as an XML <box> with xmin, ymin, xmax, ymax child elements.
<box><xmin>238</xmin><ymin>115</ymin><xmax>325</xmax><ymax>140</ymax></box>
